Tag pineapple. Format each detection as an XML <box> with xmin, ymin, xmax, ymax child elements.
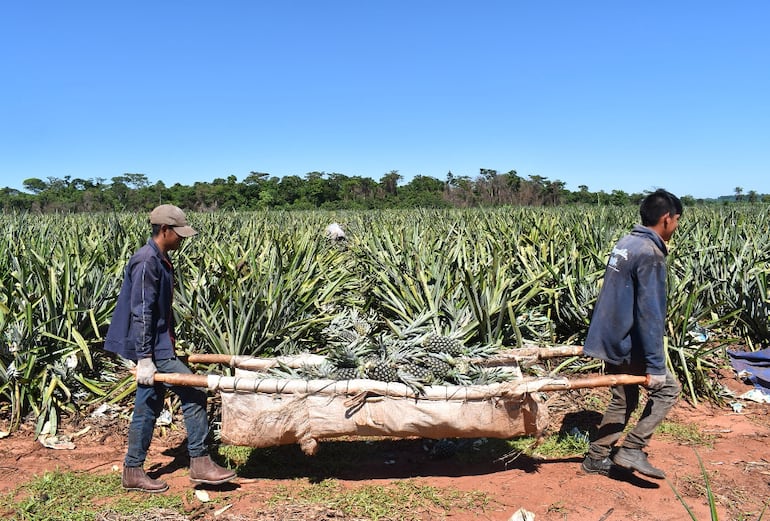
<box><xmin>363</xmin><ymin>336</ymin><xmax>409</xmax><ymax>383</ymax></box>
<box><xmin>327</xmin><ymin>344</ymin><xmax>363</xmax><ymax>368</ymax></box>
<box><xmin>423</xmin><ymin>352</ymin><xmax>454</xmax><ymax>381</ymax></box>
<box><xmin>364</xmin><ymin>355</ymin><xmax>400</xmax><ymax>382</ymax></box>
<box><xmin>422</xmin><ymin>333</ymin><xmax>464</xmax><ymax>357</ymax></box>
<box><xmin>401</xmin><ymin>363</ymin><xmax>433</xmax><ymax>383</ymax></box>
<box><xmin>324</xmin><ymin>341</ymin><xmax>373</xmax><ymax>381</ymax></box>
<box><xmin>331</xmin><ymin>366</ymin><xmax>364</xmax><ymax>380</ymax></box>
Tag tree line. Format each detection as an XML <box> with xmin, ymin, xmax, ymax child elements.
<box><xmin>0</xmin><ymin>169</ymin><xmax>757</xmax><ymax>213</ymax></box>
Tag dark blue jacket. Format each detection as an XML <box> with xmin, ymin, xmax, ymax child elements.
<box><xmin>583</xmin><ymin>225</ymin><xmax>669</xmax><ymax>375</ymax></box>
<box><xmin>104</xmin><ymin>239</ymin><xmax>177</xmax><ymax>361</ymax></box>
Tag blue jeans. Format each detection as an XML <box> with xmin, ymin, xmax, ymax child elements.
<box><xmin>125</xmin><ymin>357</ymin><xmax>209</xmax><ymax>468</ymax></box>
<box><xmin>587</xmin><ymin>362</ymin><xmax>680</xmax><ymax>460</ymax></box>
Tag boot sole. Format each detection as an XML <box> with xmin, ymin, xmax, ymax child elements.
<box><xmin>122</xmin><ymin>484</ymin><xmax>169</xmax><ymax>493</ymax></box>
<box><xmin>611</xmin><ymin>455</ymin><xmax>665</xmax><ymax>479</ymax></box>
<box><xmin>190</xmin><ymin>475</ymin><xmax>236</xmax><ymax>486</ymax></box>
<box><xmin>581</xmin><ymin>464</ymin><xmax>611</xmax><ymax>476</ymax></box>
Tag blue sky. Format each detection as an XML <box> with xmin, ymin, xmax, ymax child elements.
<box><xmin>2</xmin><ymin>1</ymin><xmax>768</xmax><ymax>199</ymax></box>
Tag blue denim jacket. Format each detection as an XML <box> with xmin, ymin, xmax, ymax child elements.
<box><xmin>104</xmin><ymin>238</ymin><xmax>177</xmax><ymax>361</ymax></box>
<box><xmin>583</xmin><ymin>225</ymin><xmax>669</xmax><ymax>375</ymax></box>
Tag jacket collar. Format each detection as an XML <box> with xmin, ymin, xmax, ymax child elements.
<box><xmin>631</xmin><ymin>224</ymin><xmax>668</xmax><ymax>256</ymax></box>
<box><xmin>146</xmin><ymin>237</ymin><xmax>173</xmax><ymax>267</ymax></box>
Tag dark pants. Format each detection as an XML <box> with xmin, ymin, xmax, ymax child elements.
<box><xmin>125</xmin><ymin>357</ymin><xmax>209</xmax><ymax>468</ymax></box>
<box><xmin>587</xmin><ymin>363</ymin><xmax>680</xmax><ymax>459</ymax></box>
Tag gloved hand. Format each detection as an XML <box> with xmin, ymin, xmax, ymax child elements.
<box><xmin>136</xmin><ymin>358</ymin><xmax>157</xmax><ymax>386</ymax></box>
<box><xmin>645</xmin><ymin>373</ymin><xmax>666</xmax><ymax>390</ymax></box>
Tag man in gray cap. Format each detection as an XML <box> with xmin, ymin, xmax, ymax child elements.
<box><xmin>105</xmin><ymin>204</ymin><xmax>236</xmax><ymax>492</ymax></box>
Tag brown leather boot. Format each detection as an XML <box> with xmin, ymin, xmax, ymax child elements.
<box><xmin>122</xmin><ymin>466</ymin><xmax>169</xmax><ymax>493</ymax></box>
<box><xmin>189</xmin><ymin>455</ymin><xmax>236</xmax><ymax>485</ymax></box>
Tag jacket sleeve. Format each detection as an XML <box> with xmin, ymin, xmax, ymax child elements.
<box><xmin>128</xmin><ymin>257</ymin><xmax>160</xmax><ymax>359</ymax></box>
<box><xmin>634</xmin><ymin>254</ymin><xmax>668</xmax><ymax>374</ymax></box>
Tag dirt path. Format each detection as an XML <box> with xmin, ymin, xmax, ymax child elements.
<box><xmin>1</xmin><ymin>390</ymin><xmax>769</xmax><ymax>520</ymax></box>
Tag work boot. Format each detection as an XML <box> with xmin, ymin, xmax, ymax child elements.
<box><xmin>581</xmin><ymin>455</ymin><xmax>613</xmax><ymax>476</ymax></box>
<box><xmin>122</xmin><ymin>466</ymin><xmax>169</xmax><ymax>493</ymax></box>
<box><xmin>612</xmin><ymin>447</ymin><xmax>666</xmax><ymax>479</ymax></box>
<box><xmin>189</xmin><ymin>455</ymin><xmax>236</xmax><ymax>485</ymax></box>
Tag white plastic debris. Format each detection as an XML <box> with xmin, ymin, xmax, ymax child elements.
<box><xmin>37</xmin><ymin>420</ymin><xmax>76</xmax><ymax>450</ymax></box>
<box><xmin>730</xmin><ymin>402</ymin><xmax>744</xmax><ymax>413</ymax></box>
<box><xmin>325</xmin><ymin>222</ymin><xmax>346</xmax><ymax>240</ymax></box>
<box><xmin>569</xmin><ymin>426</ymin><xmax>589</xmax><ymax>443</ymax></box>
<box><xmin>195</xmin><ymin>489</ymin><xmax>211</xmax><ymax>502</ymax></box>
<box><xmin>509</xmin><ymin>507</ymin><xmax>536</xmax><ymax>521</ymax></box>
<box><xmin>739</xmin><ymin>388</ymin><xmax>770</xmax><ymax>404</ymax></box>
<box><xmin>213</xmin><ymin>504</ymin><xmax>233</xmax><ymax>516</ymax></box>
<box><xmin>39</xmin><ymin>432</ymin><xmax>76</xmax><ymax>450</ymax></box>
<box><xmin>687</xmin><ymin>324</ymin><xmax>710</xmax><ymax>343</ymax></box>
<box><xmin>156</xmin><ymin>409</ymin><xmax>173</xmax><ymax>426</ymax></box>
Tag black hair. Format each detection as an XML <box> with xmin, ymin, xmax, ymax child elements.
<box><xmin>151</xmin><ymin>224</ymin><xmax>163</xmax><ymax>237</ymax></box>
<box><xmin>639</xmin><ymin>189</ymin><xmax>683</xmax><ymax>226</ymax></box>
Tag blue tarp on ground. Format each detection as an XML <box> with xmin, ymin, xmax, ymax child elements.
<box><xmin>727</xmin><ymin>347</ymin><xmax>770</xmax><ymax>393</ymax></box>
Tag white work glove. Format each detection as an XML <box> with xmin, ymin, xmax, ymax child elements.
<box><xmin>136</xmin><ymin>358</ymin><xmax>157</xmax><ymax>386</ymax></box>
<box><xmin>645</xmin><ymin>373</ymin><xmax>666</xmax><ymax>391</ymax></box>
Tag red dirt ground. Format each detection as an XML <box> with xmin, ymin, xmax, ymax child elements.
<box><xmin>1</xmin><ymin>372</ymin><xmax>769</xmax><ymax>521</ymax></box>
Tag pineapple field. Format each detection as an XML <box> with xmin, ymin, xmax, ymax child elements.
<box><xmin>1</xmin><ymin>205</ymin><xmax>770</xmax><ymax>437</ymax></box>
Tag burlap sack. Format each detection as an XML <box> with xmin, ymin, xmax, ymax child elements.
<box><xmin>217</xmin><ymin>370</ymin><xmax>549</xmax><ymax>455</ymax></box>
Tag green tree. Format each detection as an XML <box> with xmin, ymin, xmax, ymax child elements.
<box><xmin>380</xmin><ymin>170</ymin><xmax>401</xmax><ymax>197</ymax></box>
<box><xmin>23</xmin><ymin>178</ymin><xmax>48</xmax><ymax>194</ymax></box>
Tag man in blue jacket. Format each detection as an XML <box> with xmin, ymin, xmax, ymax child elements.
<box><xmin>581</xmin><ymin>189</ymin><xmax>683</xmax><ymax>479</ymax></box>
<box><xmin>105</xmin><ymin>204</ymin><xmax>235</xmax><ymax>492</ymax></box>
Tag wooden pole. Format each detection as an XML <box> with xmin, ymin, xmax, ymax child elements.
<box><xmin>187</xmin><ymin>353</ymin><xmax>233</xmax><ymax>365</ymax></box>
<box><xmin>185</xmin><ymin>345</ymin><xmax>586</xmax><ymax>370</ymax></box>
<box><xmin>152</xmin><ymin>372</ymin><xmax>209</xmax><ymax>388</ymax></box>
<box><xmin>537</xmin><ymin>373</ymin><xmax>648</xmax><ymax>391</ymax></box>
<box><xmin>152</xmin><ymin>372</ymin><xmax>648</xmax><ymax>392</ymax></box>
<box><xmin>186</xmin><ymin>353</ymin><xmax>326</xmax><ymax>369</ymax></box>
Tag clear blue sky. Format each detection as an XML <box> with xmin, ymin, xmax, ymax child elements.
<box><xmin>2</xmin><ymin>1</ymin><xmax>768</xmax><ymax>199</ymax></box>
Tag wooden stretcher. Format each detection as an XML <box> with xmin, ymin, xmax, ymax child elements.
<box><xmin>151</xmin><ymin>347</ymin><xmax>646</xmax><ymax>455</ymax></box>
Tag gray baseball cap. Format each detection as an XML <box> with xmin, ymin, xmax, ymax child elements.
<box><xmin>149</xmin><ymin>204</ymin><xmax>198</xmax><ymax>237</ymax></box>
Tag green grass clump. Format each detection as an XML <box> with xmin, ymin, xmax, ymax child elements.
<box><xmin>0</xmin><ymin>469</ymin><xmax>184</xmax><ymax>521</ymax></box>
<box><xmin>506</xmin><ymin>430</ymin><xmax>589</xmax><ymax>458</ymax></box>
<box><xmin>269</xmin><ymin>478</ymin><xmax>489</xmax><ymax>521</ymax></box>
<box><xmin>656</xmin><ymin>420</ymin><xmax>716</xmax><ymax>447</ymax></box>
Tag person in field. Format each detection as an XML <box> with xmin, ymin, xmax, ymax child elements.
<box><xmin>105</xmin><ymin>204</ymin><xmax>235</xmax><ymax>492</ymax></box>
<box><xmin>581</xmin><ymin>189</ymin><xmax>683</xmax><ymax>479</ymax></box>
